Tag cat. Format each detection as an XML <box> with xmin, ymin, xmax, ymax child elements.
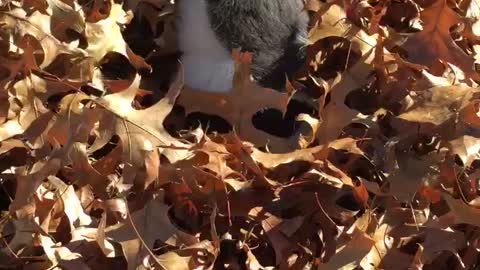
<box><xmin>176</xmin><ymin>0</ymin><xmax>309</xmax><ymax>92</ymax></box>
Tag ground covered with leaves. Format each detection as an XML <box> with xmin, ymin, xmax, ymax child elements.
<box><xmin>1</xmin><ymin>0</ymin><xmax>480</xmax><ymax>269</ymax></box>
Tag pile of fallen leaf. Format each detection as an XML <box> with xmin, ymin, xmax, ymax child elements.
<box><xmin>1</xmin><ymin>0</ymin><xmax>480</xmax><ymax>269</ymax></box>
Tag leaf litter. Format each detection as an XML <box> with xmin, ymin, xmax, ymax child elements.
<box><xmin>1</xmin><ymin>0</ymin><xmax>480</xmax><ymax>269</ymax></box>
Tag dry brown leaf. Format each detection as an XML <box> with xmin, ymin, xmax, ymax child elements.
<box><xmin>48</xmin><ymin>0</ymin><xmax>85</xmax><ymax>41</ymax></box>
<box><xmin>96</xmin><ymin>213</ymin><xmax>116</xmax><ymax>258</ymax></box>
<box><xmin>306</xmin><ymin>2</ymin><xmax>378</xmax><ymax>143</ymax></box>
<box><xmin>447</xmin><ymin>135</ymin><xmax>480</xmax><ymax>166</ymax></box>
<box><xmin>250</xmin><ymin>137</ymin><xmax>364</xmax><ymax>169</ymax></box>
<box><xmin>352</xmin><ymin>179</ymin><xmax>369</xmax><ymax>208</ymax></box>
<box><xmin>402</xmin><ymin>0</ymin><xmax>479</xmax><ymax>80</ymax></box>
<box><xmin>244</xmin><ymin>245</ymin><xmax>267</xmax><ymax>270</ymax></box>
<box><xmin>411</xmin><ymin>244</ymin><xmax>424</xmax><ymax>270</ymax></box>
<box><xmin>359</xmin><ymin>224</ymin><xmax>392</xmax><ymax>270</ymax></box>
<box><xmin>177</xmin><ymin>50</ymin><xmax>293</xmax><ymax>151</ymax></box>
<box><xmin>222</xmin><ymin>134</ymin><xmax>281</xmax><ymax>187</ymax></box>
<box><xmin>135</xmin><ymin>0</ymin><xmax>177</xmax><ymax>54</ymax></box>
<box><xmin>318</xmin><ymin>228</ymin><xmax>375</xmax><ymax>270</ymax></box>
<box><xmin>0</xmin><ymin>95</ymin><xmax>50</xmax><ymax>142</ymax></box>
<box><xmin>23</xmin><ymin>0</ymin><xmax>49</xmax><ymax>14</ymax></box>
<box><xmin>154</xmin><ymin>240</ymin><xmax>217</xmax><ymax>270</ymax></box>
<box><xmin>47</xmin><ymin>92</ymin><xmax>97</xmax><ymax>146</ymax></box>
<box><xmin>261</xmin><ymin>214</ymin><xmax>305</xmax><ymax>265</ymax></box>
<box><xmin>67</xmin><ymin>142</ymin><xmax>111</xmax><ymax>199</ymax></box>
<box><xmin>105</xmin><ymin>192</ymin><xmax>198</xmax><ymax>270</ymax></box>
<box><xmin>46</xmin><ymin>175</ymin><xmax>92</xmax><ymax>227</ymax></box>
<box><xmin>92</xmin><ymin>142</ymin><xmax>123</xmax><ymax>175</ymax></box>
<box><xmin>459</xmin><ymin>0</ymin><xmax>480</xmax><ymax>19</ymax></box>
<box><xmin>396</xmin><ymin>85</ymin><xmax>480</xmax><ymax>126</ymax></box>
<box><xmin>92</xmin><ymin>73</ymin><xmax>192</xmax><ymax>186</ymax></box>
<box><xmin>0</xmin><ymin>7</ymin><xmax>83</xmax><ymax>69</ymax></box>
<box><xmin>460</xmin><ymin>99</ymin><xmax>480</xmax><ymax>127</ymax></box>
<box><xmin>292</xmin><ymin>113</ymin><xmax>320</xmax><ymax>149</ymax></box>
<box><xmin>9</xmin><ymin>158</ymin><xmax>61</xmax><ymax>213</ymax></box>
<box><xmin>387</xmin><ymin>151</ymin><xmax>442</xmax><ymax>202</ymax></box>
<box><xmin>443</xmin><ymin>193</ymin><xmax>480</xmax><ymax>227</ymax></box>
<box><xmin>40</xmin><ymin>234</ymin><xmax>90</xmax><ymax>269</ymax></box>
<box><xmin>417</xmin><ymin>228</ymin><xmax>466</xmax><ymax>265</ymax></box>
<box><xmin>1</xmin><ymin>216</ymin><xmax>38</xmax><ymax>254</ymax></box>
<box><xmin>40</xmin><ymin>225</ymin><xmax>119</xmax><ymax>269</ymax></box>
<box><xmin>193</xmin><ymin>134</ymin><xmax>240</xmax><ymax>181</ymax></box>
<box><xmin>0</xmin><ymin>134</ymin><xmax>19</xmax><ymax>152</ymax></box>
<box><xmin>97</xmin><ymin>198</ymin><xmax>128</xmax><ymax>221</ymax></box>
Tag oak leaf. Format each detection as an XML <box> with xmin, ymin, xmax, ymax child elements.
<box><xmin>387</xmin><ymin>151</ymin><xmax>442</xmax><ymax>202</ymax></box>
<box><xmin>396</xmin><ymin>85</ymin><xmax>480</xmax><ymax>126</ymax></box>
<box><xmin>9</xmin><ymin>158</ymin><xmax>61</xmax><ymax>213</ymax></box>
<box><xmin>318</xmin><ymin>228</ymin><xmax>375</xmax><ymax>270</ymax></box>
<box><xmin>105</xmin><ymin>192</ymin><xmax>199</xmax><ymax>270</ymax></box>
<box><xmin>447</xmin><ymin>135</ymin><xmax>480</xmax><ymax>166</ymax></box>
<box><xmin>306</xmin><ymin>2</ymin><xmax>379</xmax><ymax>143</ymax></box>
<box><xmin>177</xmin><ymin>50</ymin><xmax>293</xmax><ymax>151</ymax></box>
<box><xmin>92</xmin><ymin>73</ymin><xmax>192</xmax><ymax>184</ymax></box>
<box><xmin>153</xmin><ymin>240</ymin><xmax>217</xmax><ymax>270</ymax></box>
<box><xmin>0</xmin><ymin>6</ymin><xmax>83</xmax><ymax>68</ymax></box>
<box><xmin>402</xmin><ymin>0</ymin><xmax>479</xmax><ymax>80</ymax></box>
<box><xmin>443</xmin><ymin>193</ymin><xmax>480</xmax><ymax>227</ymax></box>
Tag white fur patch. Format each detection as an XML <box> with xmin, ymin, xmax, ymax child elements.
<box><xmin>177</xmin><ymin>0</ymin><xmax>234</xmax><ymax>93</ymax></box>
